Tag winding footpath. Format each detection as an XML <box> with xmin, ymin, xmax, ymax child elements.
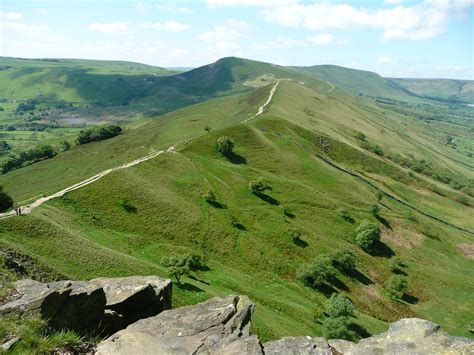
<box><xmin>0</xmin><ymin>82</ymin><xmax>281</xmax><ymax>219</ymax></box>
<box><xmin>244</xmin><ymin>81</ymin><xmax>280</xmax><ymax>122</ymax></box>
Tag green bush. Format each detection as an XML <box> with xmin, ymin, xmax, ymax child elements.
<box><xmin>326</xmin><ymin>293</ymin><xmax>355</xmax><ymax>318</ymax></box>
<box><xmin>384</xmin><ymin>275</ymin><xmax>408</xmax><ymax>299</ymax></box>
<box><xmin>249</xmin><ymin>177</ymin><xmax>271</xmax><ymax>195</ymax></box>
<box><xmin>355</xmin><ymin>221</ymin><xmax>381</xmax><ymax>251</ymax></box>
<box><xmin>160</xmin><ymin>254</ymin><xmax>206</xmax><ymax>283</ymax></box>
<box><xmin>322</xmin><ymin>317</ymin><xmax>356</xmax><ymax>341</ymax></box>
<box><xmin>202</xmin><ymin>189</ymin><xmax>218</xmax><ymax>205</ymax></box>
<box><xmin>216</xmin><ymin>136</ymin><xmax>234</xmax><ymax>155</ymax></box>
<box><xmin>297</xmin><ymin>255</ymin><xmax>335</xmax><ymax>288</ymax></box>
<box><xmin>59</xmin><ymin>140</ymin><xmax>71</xmax><ymax>151</ymax></box>
<box><xmin>0</xmin><ymin>186</ymin><xmax>13</xmax><ymax>212</ymax></box>
<box><xmin>333</xmin><ymin>250</ymin><xmax>357</xmax><ymax>273</ymax></box>
<box><xmin>389</xmin><ymin>256</ymin><xmax>405</xmax><ymax>273</ymax></box>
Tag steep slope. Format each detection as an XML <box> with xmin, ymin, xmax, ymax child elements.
<box><xmin>288</xmin><ymin>64</ymin><xmax>411</xmax><ymax>98</ymax></box>
<box><xmin>0</xmin><ymin>57</ymin><xmax>177</xmax><ymax>103</ymax></box>
<box><xmin>0</xmin><ymin>85</ymin><xmax>273</xmax><ymax>202</ymax></box>
<box><xmin>390</xmin><ymin>78</ymin><xmax>474</xmax><ymax>103</ymax></box>
<box><xmin>1</xmin><ymin>81</ymin><xmax>473</xmax><ymax>342</ymax></box>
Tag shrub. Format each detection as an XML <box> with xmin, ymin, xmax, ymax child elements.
<box><xmin>0</xmin><ymin>186</ymin><xmax>13</xmax><ymax>212</ymax></box>
<box><xmin>333</xmin><ymin>250</ymin><xmax>357</xmax><ymax>273</ymax></box>
<box><xmin>287</xmin><ymin>227</ymin><xmax>303</xmax><ymax>243</ymax></box>
<box><xmin>216</xmin><ymin>136</ymin><xmax>234</xmax><ymax>155</ymax></box>
<box><xmin>283</xmin><ymin>205</ymin><xmax>295</xmax><ymax>218</ymax></box>
<box><xmin>322</xmin><ymin>317</ymin><xmax>356</xmax><ymax>341</ymax></box>
<box><xmin>0</xmin><ymin>141</ymin><xmax>11</xmax><ymax>152</ymax></box>
<box><xmin>354</xmin><ymin>131</ymin><xmax>366</xmax><ymax>141</ymax></box>
<box><xmin>119</xmin><ymin>199</ymin><xmax>137</xmax><ymax>213</ymax></box>
<box><xmin>249</xmin><ymin>177</ymin><xmax>271</xmax><ymax>195</ymax></box>
<box><xmin>59</xmin><ymin>140</ymin><xmax>71</xmax><ymax>151</ymax></box>
<box><xmin>389</xmin><ymin>256</ymin><xmax>405</xmax><ymax>273</ymax></box>
<box><xmin>369</xmin><ymin>204</ymin><xmax>380</xmax><ymax>216</ymax></box>
<box><xmin>160</xmin><ymin>254</ymin><xmax>206</xmax><ymax>283</ymax></box>
<box><xmin>297</xmin><ymin>255</ymin><xmax>335</xmax><ymax>288</ymax></box>
<box><xmin>355</xmin><ymin>221</ymin><xmax>381</xmax><ymax>251</ymax></box>
<box><xmin>338</xmin><ymin>209</ymin><xmax>354</xmax><ymax>223</ymax></box>
<box><xmin>202</xmin><ymin>189</ymin><xmax>218</xmax><ymax>205</ymax></box>
<box><xmin>204</xmin><ymin>126</ymin><xmax>211</xmax><ymax>133</ymax></box>
<box><xmin>384</xmin><ymin>275</ymin><xmax>408</xmax><ymax>299</ymax></box>
<box><xmin>326</xmin><ymin>294</ymin><xmax>355</xmax><ymax>318</ymax></box>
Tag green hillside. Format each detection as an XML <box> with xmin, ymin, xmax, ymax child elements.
<box><xmin>288</xmin><ymin>64</ymin><xmax>412</xmax><ymax>98</ymax></box>
<box><xmin>1</xmin><ymin>80</ymin><xmax>473</xmax><ymax>347</ymax></box>
<box><xmin>390</xmin><ymin>78</ymin><xmax>474</xmax><ymax>103</ymax></box>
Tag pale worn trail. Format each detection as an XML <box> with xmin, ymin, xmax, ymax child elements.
<box><xmin>0</xmin><ymin>83</ymin><xmax>281</xmax><ymax>219</ymax></box>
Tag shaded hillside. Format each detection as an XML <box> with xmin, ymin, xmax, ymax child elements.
<box><xmin>390</xmin><ymin>78</ymin><xmax>474</xmax><ymax>103</ymax></box>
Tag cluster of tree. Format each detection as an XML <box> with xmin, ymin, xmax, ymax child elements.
<box><xmin>322</xmin><ymin>294</ymin><xmax>356</xmax><ymax>341</ymax></box>
<box><xmin>15</xmin><ymin>100</ymin><xmax>38</xmax><ymax>113</ymax></box>
<box><xmin>1</xmin><ymin>145</ymin><xmax>55</xmax><ymax>174</ymax></box>
<box><xmin>76</xmin><ymin>125</ymin><xmax>123</xmax><ymax>145</ymax></box>
<box><xmin>0</xmin><ymin>186</ymin><xmax>13</xmax><ymax>212</ymax></box>
<box><xmin>160</xmin><ymin>254</ymin><xmax>207</xmax><ymax>284</ymax></box>
<box><xmin>0</xmin><ymin>141</ymin><xmax>12</xmax><ymax>153</ymax></box>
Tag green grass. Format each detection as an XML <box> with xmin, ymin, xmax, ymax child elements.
<box><xmin>1</xmin><ymin>115</ymin><xmax>472</xmax><ymax>341</ymax></box>
<box><xmin>0</xmin><ymin>63</ymin><xmax>472</xmax><ymax>348</ymax></box>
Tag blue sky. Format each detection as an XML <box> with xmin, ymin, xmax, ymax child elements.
<box><xmin>0</xmin><ymin>0</ymin><xmax>472</xmax><ymax>78</ymax></box>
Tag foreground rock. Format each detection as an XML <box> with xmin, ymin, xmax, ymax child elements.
<box><xmin>91</xmin><ymin>276</ymin><xmax>172</xmax><ymax>330</ymax></box>
<box><xmin>326</xmin><ymin>318</ymin><xmax>473</xmax><ymax>354</ymax></box>
<box><xmin>0</xmin><ymin>276</ymin><xmax>171</xmax><ymax>335</ymax></box>
<box><xmin>263</xmin><ymin>336</ymin><xmax>331</xmax><ymax>354</ymax></box>
<box><xmin>96</xmin><ymin>295</ymin><xmax>259</xmax><ymax>354</ymax></box>
<box><xmin>0</xmin><ymin>279</ymin><xmax>105</xmax><ymax>333</ymax></box>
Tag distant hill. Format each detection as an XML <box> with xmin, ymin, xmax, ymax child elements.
<box><xmin>389</xmin><ymin>78</ymin><xmax>474</xmax><ymax>103</ymax></box>
<box><xmin>288</xmin><ymin>64</ymin><xmax>412</xmax><ymax>98</ymax></box>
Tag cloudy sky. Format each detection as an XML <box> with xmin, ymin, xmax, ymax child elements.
<box><xmin>0</xmin><ymin>0</ymin><xmax>472</xmax><ymax>78</ymax></box>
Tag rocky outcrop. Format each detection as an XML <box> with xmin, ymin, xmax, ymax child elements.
<box><xmin>91</xmin><ymin>276</ymin><xmax>172</xmax><ymax>329</ymax></box>
<box><xmin>0</xmin><ymin>279</ymin><xmax>106</xmax><ymax>333</ymax></box>
<box><xmin>326</xmin><ymin>318</ymin><xmax>474</xmax><ymax>354</ymax></box>
<box><xmin>263</xmin><ymin>336</ymin><xmax>331</xmax><ymax>354</ymax></box>
<box><xmin>2</xmin><ymin>278</ymin><xmax>473</xmax><ymax>354</ymax></box>
<box><xmin>97</xmin><ymin>298</ymin><xmax>473</xmax><ymax>354</ymax></box>
<box><xmin>0</xmin><ymin>276</ymin><xmax>171</xmax><ymax>335</ymax></box>
<box><xmin>96</xmin><ymin>295</ymin><xmax>258</xmax><ymax>354</ymax></box>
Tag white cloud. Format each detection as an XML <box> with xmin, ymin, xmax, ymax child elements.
<box><xmin>0</xmin><ymin>22</ymin><xmax>48</xmax><ymax>33</ymax></box>
<box><xmin>0</xmin><ymin>11</ymin><xmax>23</xmax><ymax>20</ymax></box>
<box><xmin>251</xmin><ymin>36</ymin><xmax>307</xmax><ymax>50</ymax></box>
<box><xmin>206</xmin><ymin>0</ymin><xmax>296</xmax><ymax>7</ymax></box>
<box><xmin>87</xmin><ymin>22</ymin><xmax>130</xmax><ymax>35</ymax></box>
<box><xmin>307</xmin><ymin>33</ymin><xmax>334</xmax><ymax>45</ymax></box>
<box><xmin>262</xmin><ymin>0</ymin><xmax>474</xmax><ymax>40</ymax></box>
<box><xmin>198</xmin><ymin>19</ymin><xmax>249</xmax><ymax>50</ymax></box>
<box><xmin>377</xmin><ymin>56</ymin><xmax>399</xmax><ymax>64</ymax></box>
<box><xmin>385</xmin><ymin>0</ymin><xmax>404</xmax><ymax>4</ymax></box>
<box><xmin>37</xmin><ymin>8</ymin><xmax>48</xmax><ymax>15</ymax></box>
<box><xmin>140</xmin><ymin>21</ymin><xmax>189</xmax><ymax>31</ymax></box>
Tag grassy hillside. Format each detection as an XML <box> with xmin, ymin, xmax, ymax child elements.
<box><xmin>1</xmin><ymin>80</ymin><xmax>473</xmax><ymax>347</ymax></box>
<box><xmin>390</xmin><ymin>78</ymin><xmax>474</xmax><ymax>103</ymax></box>
<box><xmin>288</xmin><ymin>65</ymin><xmax>411</xmax><ymax>98</ymax></box>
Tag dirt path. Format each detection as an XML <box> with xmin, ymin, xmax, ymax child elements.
<box><xmin>0</xmin><ymin>146</ymin><xmax>175</xmax><ymax>219</ymax></box>
<box><xmin>0</xmin><ymin>82</ymin><xmax>281</xmax><ymax>219</ymax></box>
<box><xmin>244</xmin><ymin>81</ymin><xmax>280</xmax><ymax>122</ymax></box>
<box><xmin>323</xmin><ymin>81</ymin><xmax>335</xmax><ymax>93</ymax></box>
